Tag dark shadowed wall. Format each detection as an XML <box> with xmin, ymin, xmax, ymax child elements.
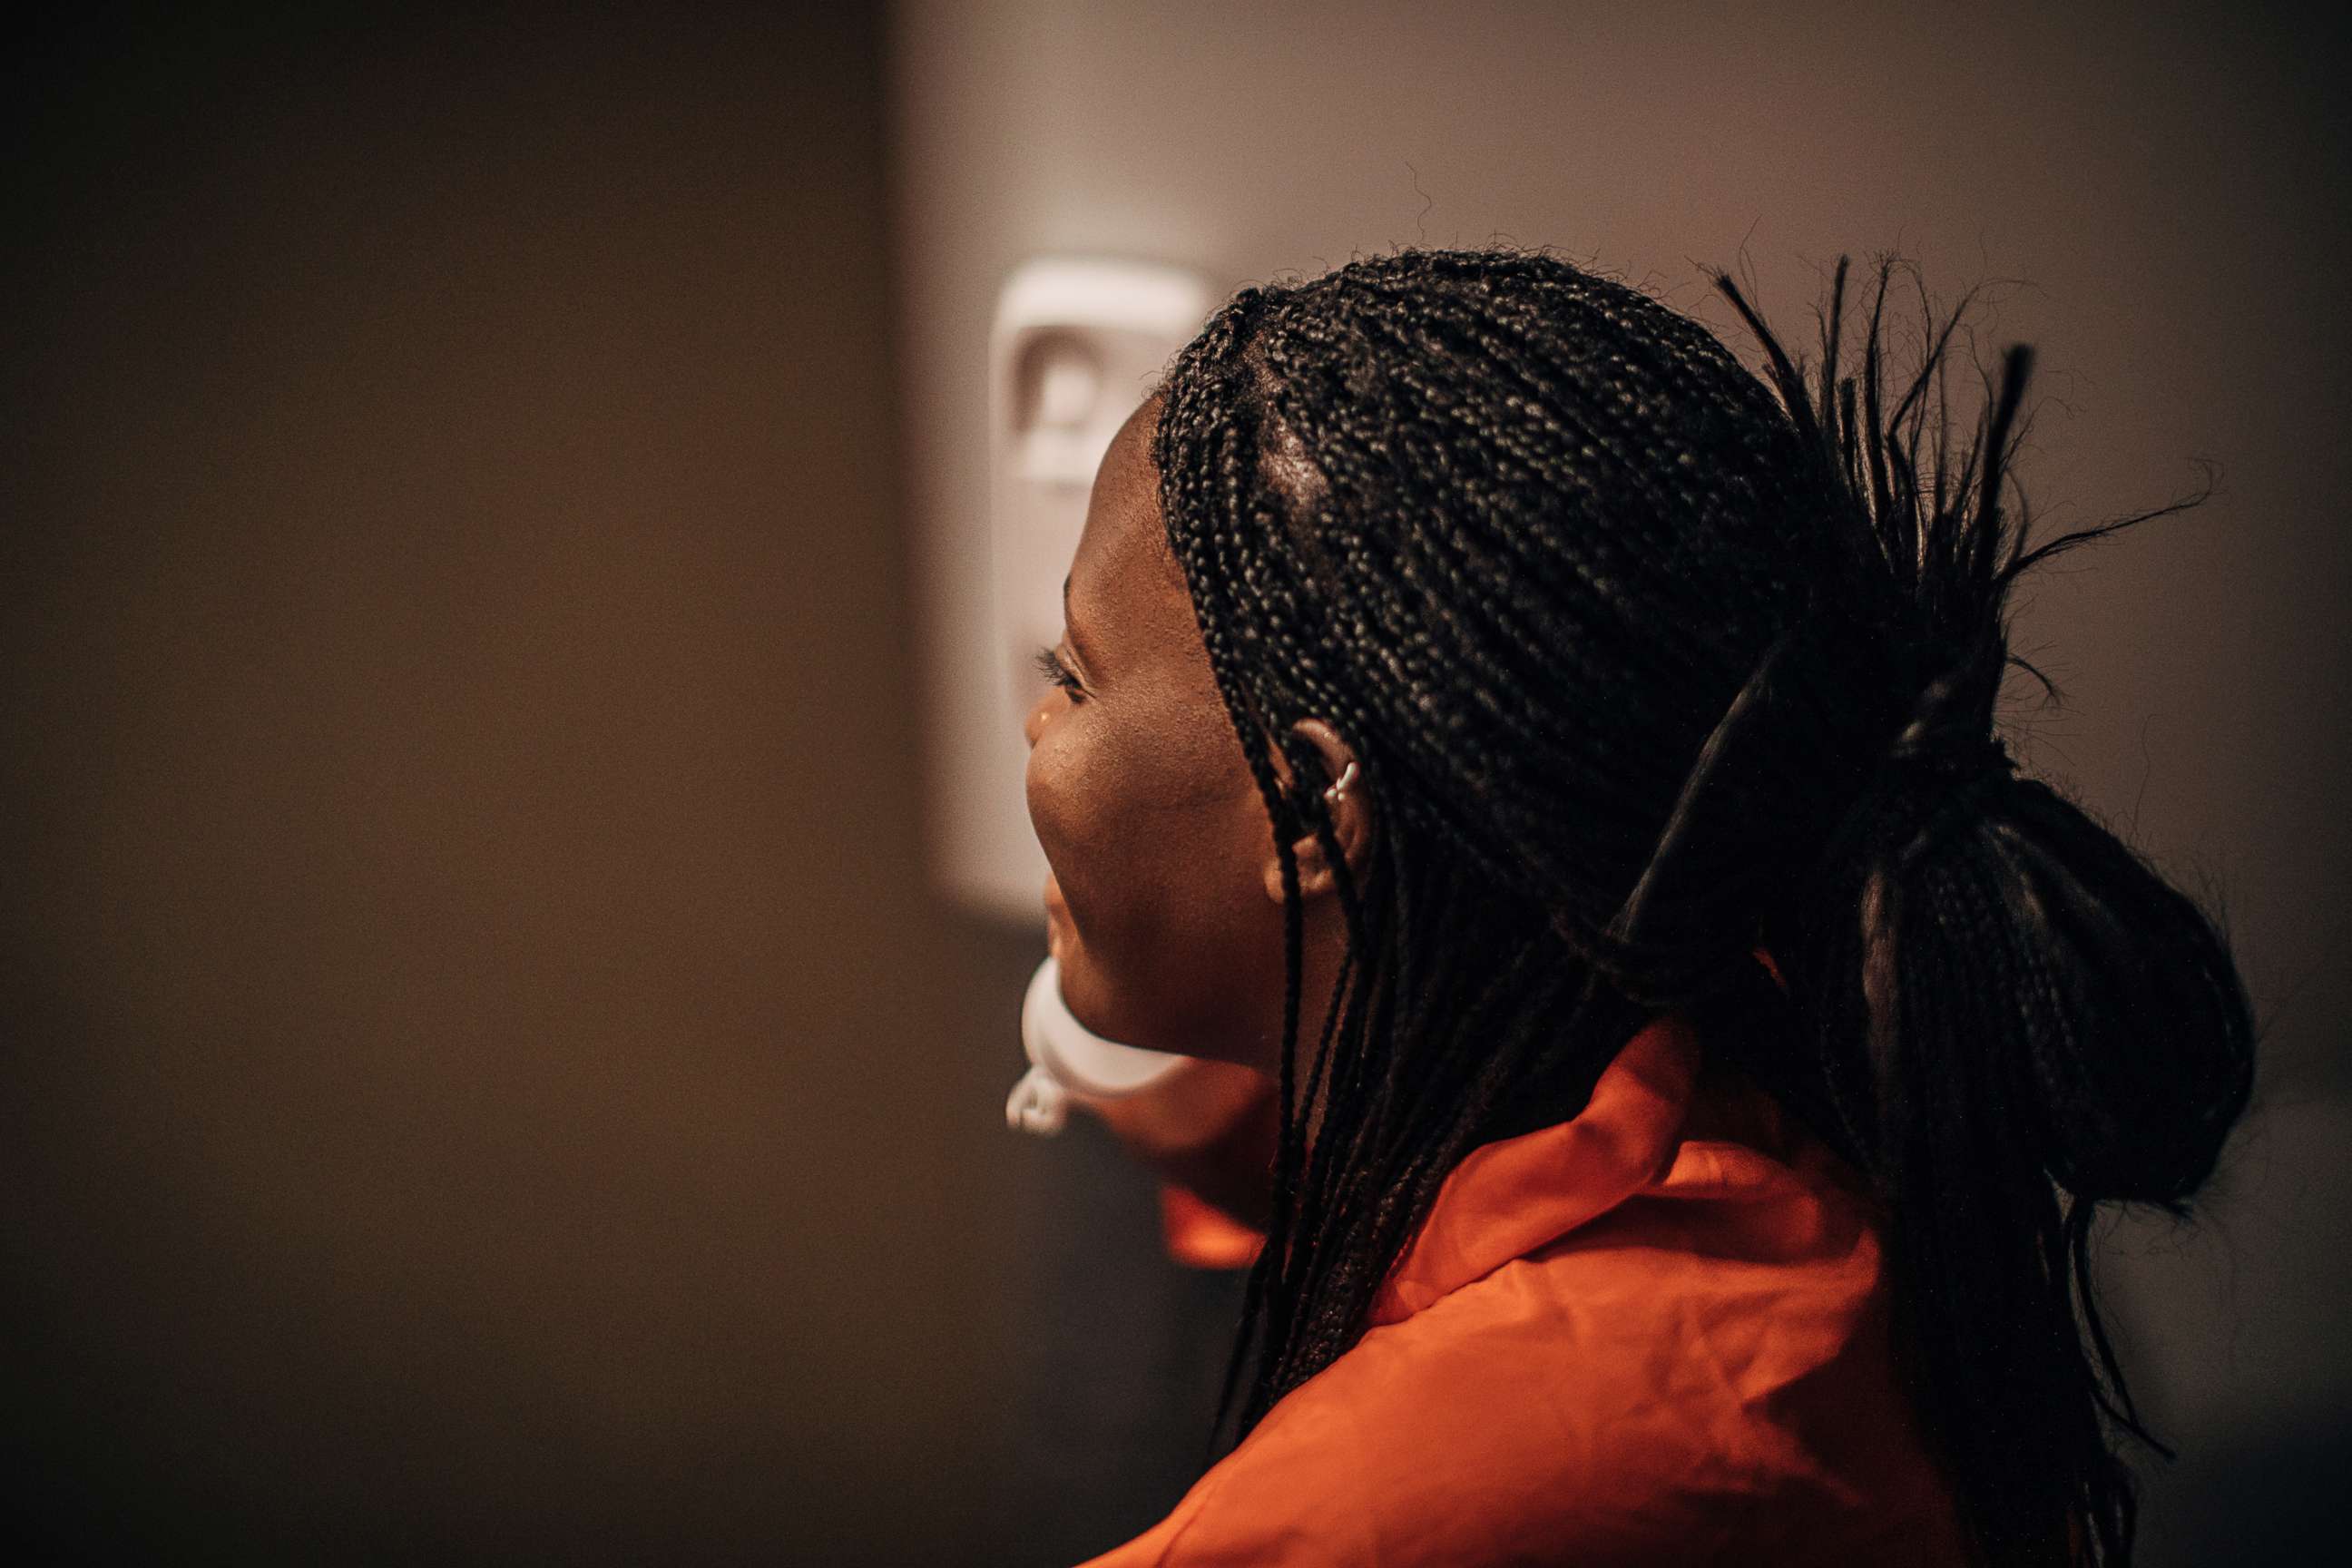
<box><xmin>3</xmin><ymin>5</ymin><xmax>1038</xmax><ymax>1563</ymax></box>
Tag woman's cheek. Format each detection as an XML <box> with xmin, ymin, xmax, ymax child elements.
<box><xmin>1023</xmin><ymin>726</ymin><xmax>1076</xmax><ymax>861</ymax></box>
<box><xmin>1037</xmin><ymin>756</ymin><xmax>1159</xmax><ymax>969</ymax></box>
<box><xmin>1024</xmin><ymin>733</ymin><xmax>1103</xmax><ymax>914</ymax></box>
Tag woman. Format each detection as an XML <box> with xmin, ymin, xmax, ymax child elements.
<box><xmin>1021</xmin><ymin>247</ymin><xmax>2254</xmax><ymax>1566</ymax></box>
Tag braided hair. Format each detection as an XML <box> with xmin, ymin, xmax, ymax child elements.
<box><xmin>1149</xmin><ymin>247</ymin><xmax>2257</xmax><ymax>1568</ymax></box>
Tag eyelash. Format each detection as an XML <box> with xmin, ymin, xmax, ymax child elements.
<box><xmin>1033</xmin><ymin>643</ymin><xmax>1085</xmax><ymax>698</ymax></box>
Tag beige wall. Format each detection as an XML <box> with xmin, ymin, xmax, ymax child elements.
<box><xmin>3</xmin><ymin>6</ymin><xmax>1036</xmax><ymax>1562</ymax></box>
<box><xmin>887</xmin><ymin>1</ymin><xmax>2350</xmax><ymax>1557</ymax></box>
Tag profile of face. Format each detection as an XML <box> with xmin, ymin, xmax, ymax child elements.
<box><xmin>1022</xmin><ymin>394</ymin><xmax>1369</xmax><ymax>1073</ymax></box>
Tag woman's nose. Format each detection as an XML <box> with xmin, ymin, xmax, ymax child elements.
<box><xmin>1023</xmin><ymin>693</ymin><xmax>1048</xmax><ymax>750</ymax></box>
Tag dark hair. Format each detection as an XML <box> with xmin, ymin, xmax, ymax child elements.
<box><xmin>1150</xmin><ymin>246</ymin><xmax>2258</xmax><ymax>1567</ymax></box>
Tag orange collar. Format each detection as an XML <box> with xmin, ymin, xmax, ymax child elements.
<box><xmin>1368</xmin><ymin>1012</ymin><xmax>1703</xmax><ymax>1326</ymax></box>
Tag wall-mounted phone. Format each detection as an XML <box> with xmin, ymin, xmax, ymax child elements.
<box><xmin>955</xmin><ymin>256</ymin><xmax>1212</xmax><ymax>923</ymax></box>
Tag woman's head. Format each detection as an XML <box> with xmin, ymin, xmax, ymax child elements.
<box><xmin>1022</xmin><ymin>393</ymin><xmax>1371</xmax><ymax>1076</ymax></box>
<box><xmin>1027</xmin><ymin>253</ymin><xmax>1847</xmax><ymax>1083</ymax></box>
<box><xmin>1040</xmin><ymin>245</ymin><xmax>2255</xmax><ymax>1567</ymax></box>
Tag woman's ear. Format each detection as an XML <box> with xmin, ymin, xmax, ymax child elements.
<box><xmin>1262</xmin><ymin>717</ymin><xmax>1371</xmax><ymax>903</ymax></box>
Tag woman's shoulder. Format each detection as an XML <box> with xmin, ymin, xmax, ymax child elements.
<box><xmin>1078</xmin><ymin>1064</ymin><xmax>1969</xmax><ymax>1566</ymax></box>
<box><xmin>1081</xmin><ymin>1271</ymin><xmax>1966</xmax><ymax>1566</ymax></box>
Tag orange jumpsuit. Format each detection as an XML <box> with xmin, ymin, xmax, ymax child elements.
<box><xmin>1083</xmin><ymin>1009</ymin><xmax>1972</xmax><ymax>1565</ymax></box>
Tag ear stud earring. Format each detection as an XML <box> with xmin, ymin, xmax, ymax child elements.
<box><xmin>1324</xmin><ymin>760</ymin><xmax>1359</xmax><ymax>802</ymax></box>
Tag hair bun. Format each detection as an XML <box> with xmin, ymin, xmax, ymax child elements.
<box><xmin>1871</xmin><ymin>728</ymin><xmax>2023</xmax><ymax>875</ymax></box>
<box><xmin>1712</xmin><ymin>250</ymin><xmax>2251</xmax><ymax>1562</ymax></box>
<box><xmin>1969</xmin><ymin>781</ymin><xmax>2258</xmax><ymax>1207</ymax></box>
<box><xmin>1887</xmin><ymin>729</ymin><xmax>2017</xmax><ymax>786</ymax></box>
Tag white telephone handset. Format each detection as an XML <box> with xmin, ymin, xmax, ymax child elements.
<box><xmin>1005</xmin><ymin>954</ymin><xmax>1188</xmax><ymax>1136</ymax></box>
